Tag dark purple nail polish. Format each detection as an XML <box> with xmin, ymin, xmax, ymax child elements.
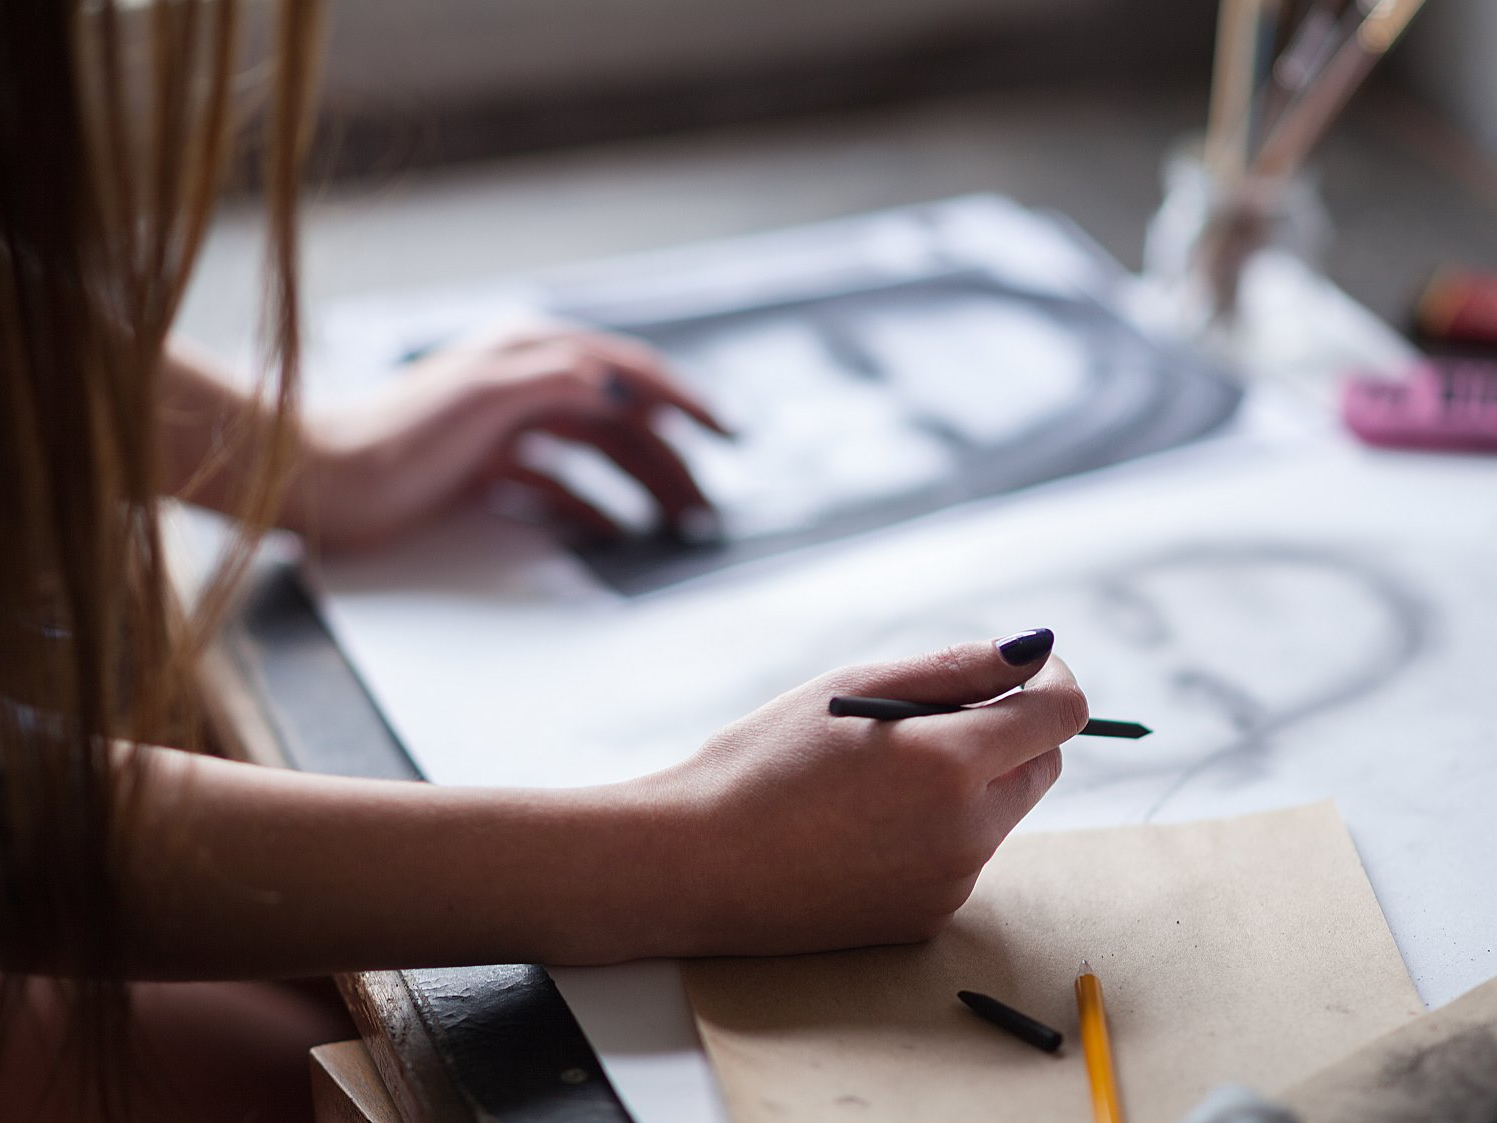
<box><xmin>602</xmin><ymin>368</ymin><xmax>637</xmax><ymax>405</ymax></box>
<box><xmin>995</xmin><ymin>628</ymin><xmax>1054</xmax><ymax>666</ymax></box>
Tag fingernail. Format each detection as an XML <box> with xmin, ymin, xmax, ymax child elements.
<box><xmin>995</xmin><ymin>628</ymin><xmax>1054</xmax><ymax>666</ymax></box>
<box><xmin>602</xmin><ymin>368</ymin><xmax>637</xmax><ymax>406</ymax></box>
<box><xmin>672</xmin><ymin>506</ymin><xmax>725</xmax><ymax>546</ymax></box>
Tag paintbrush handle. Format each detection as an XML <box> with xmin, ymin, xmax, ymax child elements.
<box><xmin>1254</xmin><ymin>0</ymin><xmax>1427</xmax><ymax>178</ymax></box>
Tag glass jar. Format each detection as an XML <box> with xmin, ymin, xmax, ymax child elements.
<box><xmin>1143</xmin><ymin>141</ymin><xmax>1332</xmax><ymax>337</ymax></box>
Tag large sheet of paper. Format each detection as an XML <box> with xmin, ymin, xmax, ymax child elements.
<box><xmin>314</xmin><ymin>434</ymin><xmax>1497</xmax><ymax>1001</ymax></box>
<box><xmin>313</xmin><ymin>196</ymin><xmax>1242</xmax><ymax>594</ymax></box>
<box><xmin>306</xmin><ymin>198</ymin><xmax>1497</xmax><ymax>1121</ymax></box>
<box><xmin>682</xmin><ymin>803</ymin><xmax>1424</xmax><ymax>1123</ymax></box>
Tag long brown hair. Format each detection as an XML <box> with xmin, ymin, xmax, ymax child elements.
<box><xmin>0</xmin><ymin>0</ymin><xmax>321</xmax><ymax>1115</ymax></box>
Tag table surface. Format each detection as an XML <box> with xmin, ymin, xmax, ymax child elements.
<box><xmin>188</xmin><ymin>81</ymin><xmax>1497</xmax><ymax>1123</ymax></box>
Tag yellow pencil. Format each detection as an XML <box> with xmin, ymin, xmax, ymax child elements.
<box><xmin>1075</xmin><ymin>960</ymin><xmax>1126</xmax><ymax>1123</ymax></box>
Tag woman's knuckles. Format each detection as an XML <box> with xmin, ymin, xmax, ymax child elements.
<box><xmin>988</xmin><ymin>749</ymin><xmax>1063</xmax><ymax>825</ymax></box>
<box><xmin>1032</xmin><ymin>746</ymin><xmax>1064</xmax><ymax>790</ymax></box>
<box><xmin>1051</xmin><ymin>680</ymin><xmax>1091</xmax><ymax>739</ymax></box>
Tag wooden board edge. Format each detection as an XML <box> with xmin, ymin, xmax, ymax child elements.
<box><xmin>312</xmin><ymin>1040</ymin><xmax>406</xmax><ymax>1123</ymax></box>
<box><xmin>338</xmin><ymin>971</ymin><xmax>478</xmax><ymax>1123</ymax></box>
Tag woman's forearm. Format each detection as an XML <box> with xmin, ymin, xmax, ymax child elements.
<box><xmin>120</xmin><ymin>748</ymin><xmax>685</xmax><ymax>980</ymax></box>
<box><xmin>105</xmin><ymin>638</ymin><xmax>1087</xmax><ymax>981</ymax></box>
<box><xmin>160</xmin><ymin>339</ymin><xmax>287</xmax><ymax>514</ymax></box>
<box><xmin>158</xmin><ymin>337</ymin><xmax>338</xmax><ymax>540</ymax></box>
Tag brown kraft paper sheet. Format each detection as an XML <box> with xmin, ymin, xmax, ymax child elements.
<box><xmin>684</xmin><ymin>802</ymin><xmax>1424</xmax><ymax>1123</ymax></box>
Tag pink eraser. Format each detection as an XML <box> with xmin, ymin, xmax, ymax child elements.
<box><xmin>1341</xmin><ymin>359</ymin><xmax>1497</xmax><ymax>453</ymax></box>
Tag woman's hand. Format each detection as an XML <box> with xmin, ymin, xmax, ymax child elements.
<box><xmin>612</xmin><ymin>630</ymin><xmax>1086</xmax><ymax>960</ymax></box>
<box><xmin>291</xmin><ymin>321</ymin><xmax>730</xmax><ymax>550</ymax></box>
